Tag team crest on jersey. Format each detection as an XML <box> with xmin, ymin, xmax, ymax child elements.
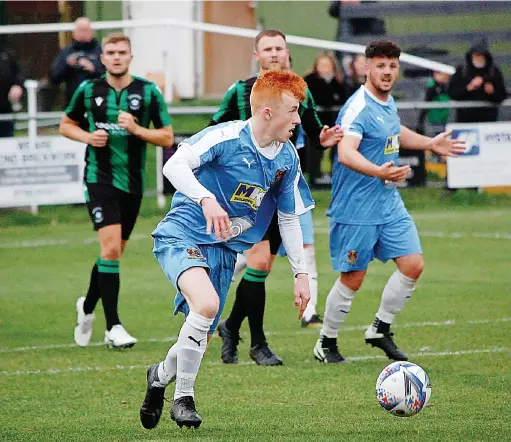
<box><xmin>346</xmin><ymin>250</ymin><xmax>358</xmax><ymax>265</ymax></box>
<box><xmin>384</xmin><ymin>134</ymin><xmax>400</xmax><ymax>155</ymax></box>
<box><xmin>270</xmin><ymin>169</ymin><xmax>286</xmax><ymax>185</ymax></box>
<box><xmin>128</xmin><ymin>94</ymin><xmax>142</xmax><ymax>110</ymax></box>
<box><xmin>230</xmin><ymin>183</ymin><xmax>266</xmax><ymax>209</ymax></box>
<box><xmin>186</xmin><ymin>248</ymin><xmax>204</xmax><ymax>260</ymax></box>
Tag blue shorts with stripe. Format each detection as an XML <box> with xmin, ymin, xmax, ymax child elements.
<box><xmin>329</xmin><ymin>214</ymin><xmax>422</xmax><ymax>273</ymax></box>
<box><xmin>153</xmin><ymin>236</ymin><xmax>237</xmax><ymax>334</ymax></box>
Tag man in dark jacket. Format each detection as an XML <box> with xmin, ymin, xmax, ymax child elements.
<box><xmin>0</xmin><ymin>39</ymin><xmax>26</xmax><ymax>137</ymax></box>
<box><xmin>51</xmin><ymin>17</ymin><xmax>104</xmax><ymax>105</ymax></box>
<box><xmin>448</xmin><ymin>40</ymin><xmax>507</xmax><ymax>123</ymax></box>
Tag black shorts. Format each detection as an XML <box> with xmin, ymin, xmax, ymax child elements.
<box><xmin>262</xmin><ymin>211</ymin><xmax>282</xmax><ymax>255</ymax></box>
<box><xmin>85</xmin><ymin>183</ymin><xmax>143</xmax><ymax>240</ymax></box>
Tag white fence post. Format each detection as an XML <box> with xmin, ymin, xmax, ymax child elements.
<box><xmin>24</xmin><ymin>79</ymin><xmax>40</xmax><ymax>215</ymax></box>
<box><xmin>156</xmin><ymin>146</ymin><xmax>166</xmax><ymax>209</ymax></box>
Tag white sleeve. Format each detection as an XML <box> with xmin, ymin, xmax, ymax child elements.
<box><xmin>278</xmin><ymin>210</ymin><xmax>307</xmax><ymax>276</ymax></box>
<box><xmin>162</xmin><ymin>143</ymin><xmax>216</xmax><ymax>205</ymax></box>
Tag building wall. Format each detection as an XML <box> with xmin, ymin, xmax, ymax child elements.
<box><xmin>121</xmin><ymin>0</ymin><xmax>199</xmax><ymax>100</ymax></box>
<box><xmin>84</xmin><ymin>1</ymin><xmax>123</xmax><ymax>41</ymax></box>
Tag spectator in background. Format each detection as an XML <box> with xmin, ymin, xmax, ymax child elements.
<box><xmin>448</xmin><ymin>40</ymin><xmax>507</xmax><ymax>123</ymax></box>
<box><xmin>304</xmin><ymin>51</ymin><xmax>348</xmax><ymax>187</ymax></box>
<box><xmin>51</xmin><ymin>17</ymin><xmax>104</xmax><ymax>106</ymax></box>
<box><xmin>344</xmin><ymin>54</ymin><xmax>367</xmax><ymax>96</ymax></box>
<box><xmin>328</xmin><ymin>0</ymin><xmax>385</xmax><ymax>73</ymax></box>
<box><xmin>0</xmin><ymin>39</ymin><xmax>26</xmax><ymax>138</ymax></box>
<box><xmin>416</xmin><ymin>71</ymin><xmax>451</xmax><ymax>136</ymax></box>
<box><xmin>417</xmin><ymin>71</ymin><xmax>451</xmax><ymax>168</ymax></box>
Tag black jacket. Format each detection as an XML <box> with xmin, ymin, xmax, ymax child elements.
<box><xmin>0</xmin><ymin>43</ymin><xmax>26</xmax><ymax>114</ymax></box>
<box><xmin>448</xmin><ymin>40</ymin><xmax>507</xmax><ymax>123</ymax></box>
<box><xmin>50</xmin><ymin>39</ymin><xmax>105</xmax><ymax>105</ymax></box>
<box><xmin>303</xmin><ymin>72</ymin><xmax>348</xmax><ymax>126</ymax></box>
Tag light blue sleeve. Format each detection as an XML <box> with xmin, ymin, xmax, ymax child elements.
<box><xmin>276</xmin><ymin>154</ymin><xmax>315</xmax><ymax>215</ymax></box>
<box><xmin>181</xmin><ymin>125</ymin><xmax>233</xmax><ymax>166</ymax></box>
<box><xmin>336</xmin><ymin>97</ymin><xmax>367</xmax><ymax>140</ymax></box>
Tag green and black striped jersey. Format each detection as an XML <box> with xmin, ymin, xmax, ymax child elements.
<box><xmin>65</xmin><ymin>75</ymin><xmax>172</xmax><ymax>195</ymax></box>
<box><xmin>210</xmin><ymin>75</ymin><xmax>323</xmax><ymax>145</ymax></box>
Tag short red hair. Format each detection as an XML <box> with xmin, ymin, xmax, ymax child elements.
<box><xmin>251</xmin><ymin>70</ymin><xmax>307</xmax><ymax>111</ymax></box>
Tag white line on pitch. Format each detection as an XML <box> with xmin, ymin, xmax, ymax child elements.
<box><xmin>1</xmin><ymin>317</ymin><xmax>509</xmax><ymax>354</ymax></box>
<box><xmin>314</xmin><ymin>228</ymin><xmax>511</xmax><ymax>240</ymax></box>
<box><xmin>0</xmin><ymin>347</ymin><xmax>508</xmax><ymax>377</ymax></box>
<box><xmin>2</xmin><ymin>222</ymin><xmax>511</xmax><ymax>249</ymax></box>
<box><xmin>0</xmin><ymin>233</ymin><xmax>149</xmax><ymax>249</ymax></box>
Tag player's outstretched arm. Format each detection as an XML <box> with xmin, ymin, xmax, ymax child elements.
<box><xmin>400</xmin><ymin>126</ymin><xmax>466</xmax><ymax>157</ymax></box>
<box><xmin>339</xmin><ymin>135</ymin><xmax>410</xmax><ymax>183</ymax></box>
<box><xmin>277</xmin><ymin>210</ymin><xmax>310</xmax><ymax>319</ymax></box>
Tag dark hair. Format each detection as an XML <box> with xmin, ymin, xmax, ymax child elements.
<box><xmin>255</xmin><ymin>29</ymin><xmax>286</xmax><ymax>49</ymax></box>
<box><xmin>365</xmin><ymin>40</ymin><xmax>401</xmax><ymax>59</ymax></box>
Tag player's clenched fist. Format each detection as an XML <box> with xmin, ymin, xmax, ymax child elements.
<box><xmin>118</xmin><ymin>110</ymin><xmax>138</xmax><ymax>134</ymax></box>
<box><xmin>87</xmin><ymin>129</ymin><xmax>108</xmax><ymax>147</ymax></box>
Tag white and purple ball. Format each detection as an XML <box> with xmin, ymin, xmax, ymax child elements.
<box><xmin>376</xmin><ymin>361</ymin><xmax>431</xmax><ymax>417</ymax></box>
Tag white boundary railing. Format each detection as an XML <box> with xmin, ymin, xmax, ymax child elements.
<box><xmin>0</xmin><ymin>18</ymin><xmax>457</xmax><ymax>74</ymax></box>
<box><xmin>1</xmin><ymin>19</ymin><xmax>509</xmax><ymax>211</ymax></box>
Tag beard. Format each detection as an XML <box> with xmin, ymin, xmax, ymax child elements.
<box><xmin>108</xmin><ymin>68</ymin><xmax>129</xmax><ymax>78</ymax></box>
<box><xmin>369</xmin><ymin>75</ymin><xmax>394</xmax><ymax>95</ymax></box>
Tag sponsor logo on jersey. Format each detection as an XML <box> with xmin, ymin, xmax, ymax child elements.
<box><xmin>384</xmin><ymin>134</ymin><xmax>400</xmax><ymax>155</ymax></box>
<box><xmin>230</xmin><ymin>183</ymin><xmax>266</xmax><ymax>209</ymax></box>
<box><xmin>95</xmin><ymin>122</ymin><xmax>128</xmax><ymax>135</ymax></box>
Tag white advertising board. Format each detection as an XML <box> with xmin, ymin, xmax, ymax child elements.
<box><xmin>0</xmin><ymin>136</ymin><xmax>86</xmax><ymax>208</ymax></box>
<box><xmin>446</xmin><ymin>122</ymin><xmax>511</xmax><ymax>188</ymax></box>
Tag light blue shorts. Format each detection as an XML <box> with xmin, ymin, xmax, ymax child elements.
<box><xmin>153</xmin><ymin>237</ymin><xmax>237</xmax><ymax>334</ymax></box>
<box><xmin>277</xmin><ymin>210</ymin><xmax>315</xmax><ymax>256</ymax></box>
<box><xmin>329</xmin><ymin>215</ymin><xmax>422</xmax><ymax>273</ymax></box>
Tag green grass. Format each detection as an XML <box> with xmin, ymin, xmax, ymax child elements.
<box><xmin>1</xmin><ymin>190</ymin><xmax>510</xmax><ymax>441</ymax></box>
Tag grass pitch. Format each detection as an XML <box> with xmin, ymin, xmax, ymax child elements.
<box><xmin>1</xmin><ymin>189</ymin><xmax>510</xmax><ymax>441</ymax></box>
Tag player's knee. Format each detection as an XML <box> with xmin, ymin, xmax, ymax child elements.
<box><xmin>399</xmin><ymin>255</ymin><xmax>424</xmax><ymax>280</ymax></box>
<box><xmin>340</xmin><ymin>271</ymin><xmax>365</xmax><ymax>291</ymax></box>
<box><xmin>101</xmin><ymin>243</ymin><xmax>122</xmax><ymax>261</ymax></box>
<box><xmin>196</xmin><ymin>296</ymin><xmax>220</xmax><ymax>318</ymax></box>
<box><xmin>247</xmin><ymin>253</ymin><xmax>272</xmax><ymax>272</ymax></box>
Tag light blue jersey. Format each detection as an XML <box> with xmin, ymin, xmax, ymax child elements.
<box><xmin>152</xmin><ymin>120</ymin><xmax>314</xmax><ymax>333</ymax></box>
<box><xmin>327</xmin><ymin>86</ymin><xmax>407</xmax><ymax>225</ymax></box>
<box><xmin>327</xmin><ymin>86</ymin><xmax>422</xmax><ymax>272</ymax></box>
<box><xmin>153</xmin><ymin>120</ymin><xmax>314</xmax><ymax>253</ymax></box>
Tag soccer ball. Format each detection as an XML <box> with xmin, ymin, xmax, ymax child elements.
<box><xmin>376</xmin><ymin>361</ymin><xmax>431</xmax><ymax>417</ymax></box>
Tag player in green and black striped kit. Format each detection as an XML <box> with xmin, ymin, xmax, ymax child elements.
<box><xmin>212</xmin><ymin>29</ymin><xmax>343</xmax><ymax>366</ymax></box>
<box><xmin>60</xmin><ymin>33</ymin><xmax>173</xmax><ymax>349</ymax></box>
